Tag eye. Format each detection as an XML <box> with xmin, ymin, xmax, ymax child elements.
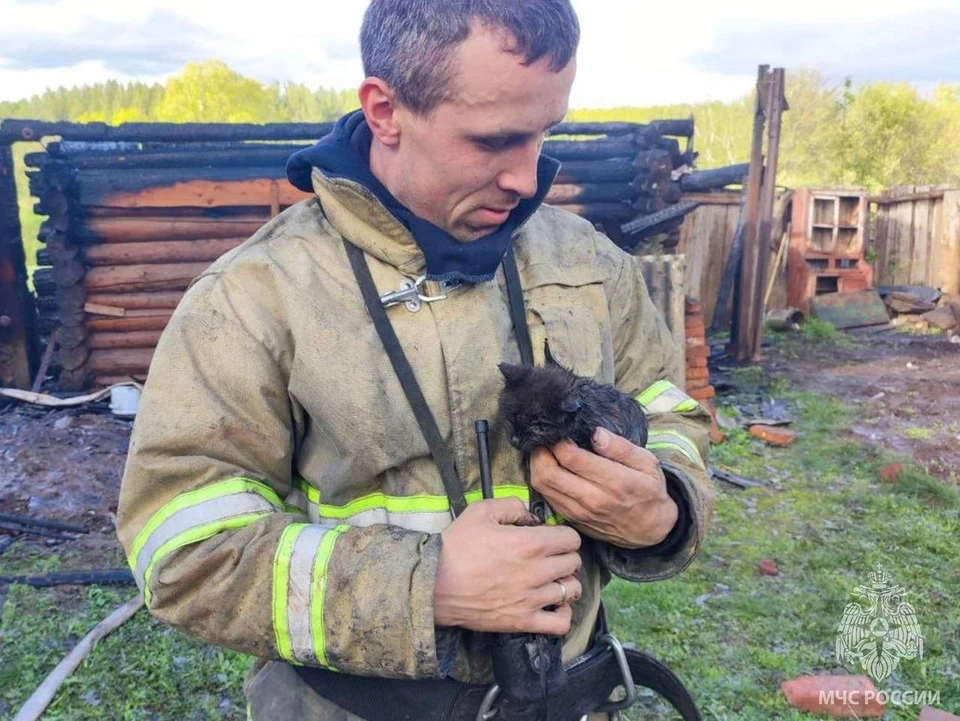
<box><xmin>475</xmin><ymin>136</ymin><xmax>512</xmax><ymax>152</ymax></box>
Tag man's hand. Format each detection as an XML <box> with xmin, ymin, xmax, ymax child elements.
<box><xmin>530</xmin><ymin>427</ymin><xmax>678</xmax><ymax>549</ymax></box>
<box><xmin>434</xmin><ymin>498</ymin><xmax>583</xmax><ymax>635</ymax></box>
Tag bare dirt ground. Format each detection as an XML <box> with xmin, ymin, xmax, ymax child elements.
<box><xmin>763</xmin><ymin>329</ymin><xmax>960</xmax><ymax>481</ymax></box>
<box><xmin>1</xmin><ymin>329</ymin><xmax>956</xmax><ymax>569</ymax></box>
<box><xmin>0</xmin><ymin>404</ymin><xmax>131</xmax><ymax>571</ymax></box>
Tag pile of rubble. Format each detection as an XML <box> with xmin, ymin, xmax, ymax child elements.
<box><xmin>881</xmin><ymin>286</ymin><xmax>960</xmax><ymax>337</ymax></box>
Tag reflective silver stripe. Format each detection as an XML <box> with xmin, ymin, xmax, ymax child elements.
<box><xmin>133</xmin><ymin>492</ymin><xmax>277</xmax><ymax>587</ymax></box>
<box><xmin>286</xmin><ymin>525</ymin><xmax>332</xmax><ymax>664</ymax></box>
<box><xmin>318</xmin><ymin>507</ymin><xmax>452</xmax><ymax>534</ymax></box>
<box><xmin>647</xmin><ymin>430</ymin><xmax>706</xmax><ymax>469</ymax></box>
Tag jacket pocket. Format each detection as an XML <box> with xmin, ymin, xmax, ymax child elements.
<box><xmin>524</xmin><ymin>282</ymin><xmax>615</xmax><ymax>384</ymax></box>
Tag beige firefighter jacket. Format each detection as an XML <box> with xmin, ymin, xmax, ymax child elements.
<box><xmin>116</xmin><ymin>165</ymin><xmax>715</xmax><ymax>711</ymax></box>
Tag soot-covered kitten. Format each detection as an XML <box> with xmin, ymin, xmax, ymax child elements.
<box><xmin>497</xmin><ymin>361</ymin><xmax>649</xmax><ymax>453</ymax></box>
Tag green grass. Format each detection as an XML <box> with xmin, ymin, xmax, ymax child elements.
<box><xmin>799</xmin><ymin>317</ymin><xmax>853</xmax><ymax>345</ymax></box>
<box><xmin>0</xmin><ymin>586</ymin><xmax>250</xmax><ymax>721</ymax></box>
<box><xmin>904</xmin><ymin>426</ymin><xmax>935</xmax><ymax>441</ymax></box>
<box><xmin>609</xmin><ymin>390</ymin><xmax>960</xmax><ymax>719</ymax></box>
<box><xmin>2</xmin><ymin>379</ymin><xmax>958</xmax><ymax>720</ymax></box>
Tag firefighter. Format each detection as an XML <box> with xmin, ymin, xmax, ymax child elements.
<box><xmin>117</xmin><ymin>1</ymin><xmax>714</xmax><ymax>718</ymax></box>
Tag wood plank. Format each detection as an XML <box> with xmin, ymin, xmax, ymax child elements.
<box><xmin>84</xmin><ymin>238</ymin><xmax>245</xmax><ymax>266</ymax></box>
<box><xmin>83</xmin><ymin>263</ymin><xmax>210</xmax><ymax>293</ymax></box>
<box><xmin>84</xmin><ymin>302</ymin><xmax>125</xmax><ymax>317</ymax></box>
<box><xmin>88</xmin><ymin>331</ymin><xmax>163</xmax><ymax>350</ymax></box>
<box><xmin>86</xmin><ymin>314</ymin><xmax>173</xmax><ymax>332</ymax></box>
<box><xmin>78</xmin><ymin>216</ymin><xmax>267</xmax><ymax>243</ymax></box>
<box><xmin>680</xmin><ymin>193</ymin><xmax>742</xmax><ymax>205</ymax></box>
<box><xmin>85</xmin><ymin>291</ymin><xmax>184</xmax><ymax>310</ymax></box>
<box><xmin>84</xmin><ymin>178</ymin><xmax>312</xmax><ymax>210</ymax></box>
<box><xmin>873</xmin><ymin>202</ymin><xmax>890</xmax><ymax>286</ymax></box>
<box><xmin>89</xmin><ymin>348</ymin><xmax>155</xmax><ymax>374</ymax></box>
<box><xmin>940</xmin><ymin>190</ymin><xmax>960</xmax><ymax>294</ymax></box>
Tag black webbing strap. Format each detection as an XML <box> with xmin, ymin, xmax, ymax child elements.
<box><xmin>502</xmin><ymin>249</ymin><xmax>534</xmax><ymax>367</ymax></box>
<box><xmin>343</xmin><ymin>240</ymin><xmax>468</xmax><ymax>516</ymax></box>
<box><xmin>502</xmin><ymin>247</ymin><xmax>549</xmax><ymax>520</ymax></box>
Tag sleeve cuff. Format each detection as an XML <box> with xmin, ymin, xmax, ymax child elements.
<box><xmin>621</xmin><ymin>470</ymin><xmax>692</xmax><ymax>558</ymax></box>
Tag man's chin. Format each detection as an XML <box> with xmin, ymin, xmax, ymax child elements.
<box><xmin>450</xmin><ymin>224</ymin><xmax>500</xmax><ymax>243</ymax></box>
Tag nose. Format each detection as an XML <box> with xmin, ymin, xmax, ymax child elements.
<box><xmin>496</xmin><ymin>141</ymin><xmax>540</xmax><ymax>200</ymax></box>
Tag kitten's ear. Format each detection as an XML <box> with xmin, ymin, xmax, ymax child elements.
<box><xmin>498</xmin><ymin>362</ymin><xmax>527</xmax><ymax>385</ymax></box>
<box><xmin>560</xmin><ymin>397</ymin><xmax>582</xmax><ymax>413</ymax></box>
<box><xmin>544</xmin><ymin>341</ymin><xmax>558</xmax><ymax>367</ymax></box>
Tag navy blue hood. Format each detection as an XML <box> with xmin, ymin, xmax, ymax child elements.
<box><xmin>286</xmin><ymin>110</ymin><xmax>559</xmax><ymax>284</ymax></box>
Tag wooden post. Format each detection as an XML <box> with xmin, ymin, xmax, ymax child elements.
<box><xmin>730</xmin><ymin>65</ymin><xmax>770</xmax><ymax>361</ymax></box>
<box><xmin>0</xmin><ymin>141</ymin><xmax>38</xmax><ymax>389</ymax></box>
<box><xmin>750</xmin><ymin>68</ymin><xmax>787</xmax><ymax>361</ymax></box>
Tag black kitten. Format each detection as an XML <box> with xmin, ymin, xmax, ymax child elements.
<box><xmin>497</xmin><ymin>361</ymin><xmax>649</xmax><ymax>453</ymax></box>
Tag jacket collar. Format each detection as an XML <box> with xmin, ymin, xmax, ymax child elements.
<box><xmin>286</xmin><ymin>110</ymin><xmax>559</xmax><ymax>283</ymax></box>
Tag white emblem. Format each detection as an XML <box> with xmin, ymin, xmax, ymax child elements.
<box><xmin>836</xmin><ymin>565</ymin><xmax>924</xmax><ymax>682</ymax></box>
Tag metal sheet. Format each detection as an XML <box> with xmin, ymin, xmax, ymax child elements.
<box><xmin>809</xmin><ymin>289</ymin><xmax>890</xmax><ymax>329</ymax></box>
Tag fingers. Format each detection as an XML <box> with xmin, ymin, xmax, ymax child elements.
<box><xmin>535</xmin><ymin>574</ymin><xmax>583</xmax><ymax>608</ymax></box>
<box><xmin>526</xmin><ymin>603</ymin><xmax>573</xmax><ymax>636</ymax></box>
<box><xmin>466</xmin><ymin>496</ymin><xmax>538</xmax><ymax>526</ymax></box>
<box><xmin>590</xmin><ymin>428</ymin><xmax>662</xmax><ymax>475</ymax></box>
<box><xmin>527</xmin><ymin>552</ymin><xmax>582</xmax><ymax>587</ymax></box>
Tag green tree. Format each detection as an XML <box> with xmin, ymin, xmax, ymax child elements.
<box><xmin>156</xmin><ymin>60</ymin><xmax>273</xmax><ymax>123</ymax></box>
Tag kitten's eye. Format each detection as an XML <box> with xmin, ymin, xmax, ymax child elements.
<box><xmin>561</xmin><ymin>398</ymin><xmax>581</xmax><ymax>413</ymax></box>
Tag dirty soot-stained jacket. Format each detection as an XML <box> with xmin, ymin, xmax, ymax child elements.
<box><xmin>115</xmin><ymin>157</ymin><xmax>715</xmax><ymax>716</ymax></box>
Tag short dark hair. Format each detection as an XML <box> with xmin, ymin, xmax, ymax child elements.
<box><xmin>360</xmin><ymin>0</ymin><xmax>580</xmax><ymax>115</ymax></box>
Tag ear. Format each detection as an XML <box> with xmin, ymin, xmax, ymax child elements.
<box><xmin>544</xmin><ymin>341</ymin><xmax>558</xmax><ymax>366</ymax></box>
<box><xmin>359</xmin><ymin>77</ymin><xmax>401</xmax><ymax>149</ymax></box>
<box><xmin>560</xmin><ymin>397</ymin><xmax>581</xmax><ymax>413</ymax></box>
<box><xmin>498</xmin><ymin>362</ymin><xmax>527</xmax><ymax>385</ymax></box>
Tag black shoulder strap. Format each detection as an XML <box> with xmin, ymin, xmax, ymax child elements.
<box><xmin>343</xmin><ymin>240</ymin><xmax>467</xmax><ymax>516</ymax></box>
<box><xmin>501</xmin><ymin>247</ymin><xmax>553</xmax><ymax>520</ymax></box>
<box><xmin>502</xmin><ymin>248</ymin><xmax>534</xmax><ymax>367</ymax></box>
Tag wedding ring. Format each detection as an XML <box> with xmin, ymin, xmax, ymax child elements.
<box><xmin>555</xmin><ymin>579</ymin><xmax>568</xmax><ymax>604</ymax></box>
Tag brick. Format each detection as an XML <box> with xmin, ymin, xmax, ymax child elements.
<box><xmin>687</xmin><ymin>357</ymin><xmax>708</xmax><ymax>369</ymax></box>
<box><xmin>709</xmin><ymin>427</ymin><xmax>727</xmax><ymax>444</ymax></box>
<box><xmin>686</xmin><ymin>345</ymin><xmax>711</xmax><ymax>359</ymax></box>
<box><xmin>919</xmin><ymin>708</ymin><xmax>960</xmax><ymax>721</ymax></box>
<box><xmin>689</xmin><ymin>386</ymin><xmax>716</xmax><ymax>400</ymax></box>
<box><xmin>879</xmin><ymin>462</ymin><xmax>903</xmax><ymax>483</ymax></box>
<box><xmin>686</xmin><ymin>367</ymin><xmax>710</xmax><ymax>382</ymax></box>
<box><xmin>758</xmin><ymin>559</ymin><xmax>780</xmax><ymax>575</ymax></box>
<box><xmin>749</xmin><ymin>424</ymin><xmax>797</xmax><ymax>446</ymax></box>
<box><xmin>685</xmin><ymin>334</ymin><xmax>707</xmax><ymax>347</ymax></box>
<box><xmin>780</xmin><ymin>676</ymin><xmax>884</xmax><ymax>718</ymax></box>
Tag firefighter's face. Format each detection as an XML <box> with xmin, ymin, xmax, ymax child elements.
<box><xmin>364</xmin><ymin>24</ymin><xmax>576</xmax><ymax>242</ymax></box>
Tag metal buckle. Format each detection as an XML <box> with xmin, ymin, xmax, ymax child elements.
<box><xmin>379</xmin><ymin>275</ymin><xmax>455</xmax><ymax>312</ymax></box>
<box><xmin>595</xmin><ymin>634</ymin><xmax>637</xmax><ymax>713</ymax></box>
<box><xmin>475</xmin><ymin>684</ymin><xmax>501</xmax><ymax>721</ymax></box>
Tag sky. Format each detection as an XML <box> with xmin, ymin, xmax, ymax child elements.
<box><xmin>1</xmin><ymin>0</ymin><xmax>960</xmax><ymax>108</ymax></box>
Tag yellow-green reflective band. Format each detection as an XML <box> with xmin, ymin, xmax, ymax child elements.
<box><xmin>294</xmin><ymin>481</ymin><xmax>530</xmax><ymax>515</ymax></box>
<box><xmin>637</xmin><ymin>380</ymin><xmax>701</xmax><ymax>415</ymax></box>
<box><xmin>311</xmin><ymin>526</ymin><xmax>348</xmax><ymax>668</ymax></box>
<box><xmin>141</xmin><ymin>511</ymin><xmax>271</xmax><ymax>606</ymax></box>
<box><xmin>636</xmin><ymin>380</ymin><xmax>673</xmax><ymax>407</ymax></box>
<box><xmin>272</xmin><ymin>524</ymin><xmax>349</xmax><ymax>667</ymax></box>
<box><xmin>291</xmin><ymin>481</ymin><xmax>561</xmax><ymax>531</ymax></box>
<box><xmin>131</xmin><ymin>478</ymin><xmax>282</xmax><ymax>571</ymax></box>
<box><xmin>273</xmin><ymin>524</ymin><xmax>308</xmax><ymax>663</ymax></box>
<box><xmin>647</xmin><ymin>430</ymin><xmax>705</xmax><ymax>469</ymax></box>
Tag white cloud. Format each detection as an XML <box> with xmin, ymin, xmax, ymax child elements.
<box><xmin>1</xmin><ymin>0</ymin><xmax>958</xmax><ymax>107</ymax></box>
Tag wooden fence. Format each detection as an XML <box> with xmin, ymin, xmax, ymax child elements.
<box><xmin>674</xmin><ymin>192</ymin><xmax>791</xmax><ymax>329</ymax></box>
<box><xmin>871</xmin><ymin>186</ymin><xmax>960</xmax><ymax>294</ymax></box>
